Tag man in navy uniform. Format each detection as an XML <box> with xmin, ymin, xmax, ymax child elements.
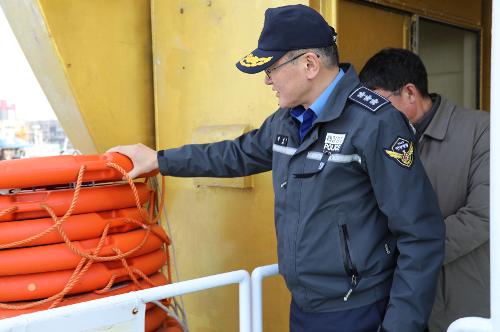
<box><xmin>110</xmin><ymin>5</ymin><xmax>444</xmax><ymax>332</ymax></box>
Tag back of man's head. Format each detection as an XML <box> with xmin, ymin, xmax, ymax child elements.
<box><xmin>359</xmin><ymin>48</ymin><xmax>429</xmax><ymax>97</ymax></box>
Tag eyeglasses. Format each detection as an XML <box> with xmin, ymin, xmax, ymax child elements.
<box><xmin>265</xmin><ymin>52</ymin><xmax>307</xmax><ymax>79</ymax></box>
<box><xmin>386</xmin><ymin>88</ymin><xmax>402</xmax><ymax>98</ymax></box>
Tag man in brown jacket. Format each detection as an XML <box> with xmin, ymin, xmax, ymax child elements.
<box><xmin>359</xmin><ymin>48</ymin><xmax>490</xmax><ymax>331</ymax></box>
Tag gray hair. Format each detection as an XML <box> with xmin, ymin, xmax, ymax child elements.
<box><xmin>287</xmin><ymin>45</ymin><xmax>339</xmax><ymax>68</ymax></box>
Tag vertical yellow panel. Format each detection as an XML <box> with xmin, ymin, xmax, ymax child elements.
<box><xmin>310</xmin><ymin>0</ymin><xmax>339</xmax><ymax>28</ymax></box>
<box><xmin>38</xmin><ymin>0</ymin><xmax>155</xmax><ymax>152</ymax></box>
<box><xmin>151</xmin><ymin>1</ymin><xmax>307</xmax><ymax>331</ymax></box>
<box><xmin>337</xmin><ymin>0</ymin><xmax>410</xmax><ymax>73</ymax></box>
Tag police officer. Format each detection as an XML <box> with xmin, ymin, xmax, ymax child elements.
<box><xmin>110</xmin><ymin>5</ymin><xmax>444</xmax><ymax>332</ymax></box>
<box><xmin>359</xmin><ymin>48</ymin><xmax>490</xmax><ymax>332</ymax></box>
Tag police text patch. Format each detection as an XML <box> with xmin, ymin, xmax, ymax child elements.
<box><xmin>348</xmin><ymin>87</ymin><xmax>389</xmax><ymax>112</ymax></box>
<box><xmin>323</xmin><ymin>133</ymin><xmax>345</xmax><ymax>154</ymax></box>
<box><xmin>384</xmin><ymin>137</ymin><xmax>414</xmax><ymax>168</ymax></box>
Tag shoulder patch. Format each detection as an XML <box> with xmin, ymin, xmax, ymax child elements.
<box><xmin>348</xmin><ymin>86</ymin><xmax>390</xmax><ymax>112</ymax></box>
<box><xmin>384</xmin><ymin>137</ymin><xmax>414</xmax><ymax>168</ymax></box>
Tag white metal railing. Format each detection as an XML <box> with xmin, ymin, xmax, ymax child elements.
<box><xmin>251</xmin><ymin>264</ymin><xmax>280</xmax><ymax>332</ymax></box>
<box><xmin>0</xmin><ymin>269</ymin><xmax>251</xmax><ymax>332</ymax></box>
<box><xmin>6</xmin><ymin>256</ymin><xmax>497</xmax><ymax>332</ymax></box>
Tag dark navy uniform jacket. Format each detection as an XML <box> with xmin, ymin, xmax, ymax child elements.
<box><xmin>158</xmin><ymin>64</ymin><xmax>445</xmax><ymax>332</ymax></box>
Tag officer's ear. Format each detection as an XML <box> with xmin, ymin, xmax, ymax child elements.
<box><xmin>304</xmin><ymin>52</ymin><xmax>321</xmax><ymax>79</ymax></box>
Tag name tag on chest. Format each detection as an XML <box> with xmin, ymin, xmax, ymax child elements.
<box><xmin>275</xmin><ymin>135</ymin><xmax>289</xmax><ymax>147</ymax></box>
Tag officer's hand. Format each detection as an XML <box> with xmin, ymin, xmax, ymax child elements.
<box><xmin>107</xmin><ymin>143</ymin><xmax>159</xmax><ymax>179</ymax></box>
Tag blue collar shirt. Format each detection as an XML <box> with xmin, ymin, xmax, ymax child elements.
<box><xmin>289</xmin><ymin>68</ymin><xmax>345</xmax><ymax>141</ymax></box>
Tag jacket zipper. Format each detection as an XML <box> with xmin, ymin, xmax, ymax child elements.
<box><xmin>339</xmin><ymin>224</ymin><xmax>359</xmax><ymax>301</ymax></box>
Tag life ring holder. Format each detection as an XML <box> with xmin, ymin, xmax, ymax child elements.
<box><xmin>0</xmin><ymin>161</ymin><xmax>171</xmax><ymax>313</ymax></box>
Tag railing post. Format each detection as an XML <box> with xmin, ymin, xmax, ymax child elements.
<box><xmin>239</xmin><ymin>270</ymin><xmax>252</xmax><ymax>332</ymax></box>
<box><xmin>251</xmin><ymin>264</ymin><xmax>280</xmax><ymax>332</ymax></box>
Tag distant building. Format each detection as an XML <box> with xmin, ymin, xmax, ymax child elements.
<box><xmin>0</xmin><ymin>99</ymin><xmax>24</xmax><ymax>159</ymax></box>
<box><xmin>0</xmin><ymin>99</ymin><xmax>15</xmax><ymax>121</ymax></box>
<box><xmin>26</xmin><ymin>120</ymin><xmax>67</xmax><ymax>147</ymax></box>
<box><xmin>0</xmin><ymin>100</ymin><xmax>74</xmax><ymax>159</ymax></box>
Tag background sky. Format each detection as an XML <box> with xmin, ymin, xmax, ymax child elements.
<box><xmin>0</xmin><ymin>6</ymin><xmax>55</xmax><ymax>121</ymax></box>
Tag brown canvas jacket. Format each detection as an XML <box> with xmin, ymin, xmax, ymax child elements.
<box><xmin>422</xmin><ymin>95</ymin><xmax>490</xmax><ymax>332</ymax></box>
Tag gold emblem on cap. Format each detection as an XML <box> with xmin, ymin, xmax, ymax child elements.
<box><xmin>239</xmin><ymin>53</ymin><xmax>273</xmax><ymax>67</ymax></box>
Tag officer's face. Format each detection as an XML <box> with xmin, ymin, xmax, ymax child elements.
<box><xmin>264</xmin><ymin>54</ymin><xmax>309</xmax><ymax>109</ymax></box>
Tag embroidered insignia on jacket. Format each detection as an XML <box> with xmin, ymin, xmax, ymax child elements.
<box><xmin>239</xmin><ymin>53</ymin><xmax>273</xmax><ymax>67</ymax></box>
<box><xmin>348</xmin><ymin>87</ymin><xmax>389</xmax><ymax>112</ymax></box>
<box><xmin>384</xmin><ymin>137</ymin><xmax>414</xmax><ymax>168</ymax></box>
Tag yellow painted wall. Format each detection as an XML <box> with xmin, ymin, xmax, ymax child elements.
<box><xmin>337</xmin><ymin>0</ymin><xmax>410</xmax><ymax>73</ymax></box>
<box><xmin>151</xmin><ymin>1</ymin><xmax>309</xmax><ymax>330</ymax></box>
<box><xmin>38</xmin><ymin>0</ymin><xmax>155</xmax><ymax>152</ymax></box>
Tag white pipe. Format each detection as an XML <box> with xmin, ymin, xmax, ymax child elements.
<box><xmin>251</xmin><ymin>263</ymin><xmax>279</xmax><ymax>332</ymax></box>
<box><xmin>0</xmin><ymin>269</ymin><xmax>251</xmax><ymax>332</ymax></box>
<box><xmin>139</xmin><ymin>269</ymin><xmax>251</xmax><ymax>332</ymax></box>
<box><xmin>448</xmin><ymin>317</ymin><xmax>492</xmax><ymax>332</ymax></box>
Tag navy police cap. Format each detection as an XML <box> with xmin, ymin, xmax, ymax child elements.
<box><xmin>236</xmin><ymin>4</ymin><xmax>337</xmax><ymax>74</ymax></box>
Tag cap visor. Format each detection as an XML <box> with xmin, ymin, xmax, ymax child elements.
<box><xmin>236</xmin><ymin>49</ymin><xmax>286</xmax><ymax>74</ymax></box>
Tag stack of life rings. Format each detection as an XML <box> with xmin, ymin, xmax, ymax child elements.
<box><xmin>0</xmin><ymin>152</ymin><xmax>183</xmax><ymax>331</ymax></box>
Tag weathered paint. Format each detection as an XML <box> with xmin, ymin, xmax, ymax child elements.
<box><xmin>37</xmin><ymin>0</ymin><xmax>156</xmax><ymax>152</ymax></box>
<box><xmin>337</xmin><ymin>0</ymin><xmax>410</xmax><ymax>72</ymax></box>
<box><xmin>368</xmin><ymin>0</ymin><xmax>482</xmax><ymax>28</ymax></box>
<box><xmin>151</xmin><ymin>1</ymin><xmax>307</xmax><ymax>330</ymax></box>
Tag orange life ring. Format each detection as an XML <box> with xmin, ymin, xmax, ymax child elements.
<box><xmin>0</xmin><ymin>225</ymin><xmax>168</xmax><ymax>276</ymax></box>
<box><xmin>0</xmin><ymin>272</ymin><xmax>167</xmax><ymax>319</ymax></box>
<box><xmin>0</xmin><ymin>183</ymin><xmax>151</xmax><ymax>222</ymax></box>
<box><xmin>0</xmin><ymin>207</ymin><xmax>145</xmax><ymax>248</ymax></box>
<box><xmin>0</xmin><ymin>249</ymin><xmax>166</xmax><ymax>302</ymax></box>
<box><xmin>146</xmin><ymin>306</ymin><xmax>170</xmax><ymax>332</ymax></box>
<box><xmin>0</xmin><ymin>153</ymin><xmax>174</xmax><ymax>328</ymax></box>
<box><xmin>0</xmin><ymin>153</ymin><xmax>158</xmax><ymax>189</ymax></box>
<box><xmin>0</xmin><ymin>273</ymin><xmax>177</xmax><ymax>331</ymax></box>
<box><xmin>155</xmin><ymin>317</ymin><xmax>185</xmax><ymax>332</ymax></box>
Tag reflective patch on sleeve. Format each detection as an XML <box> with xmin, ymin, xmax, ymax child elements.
<box><xmin>384</xmin><ymin>137</ymin><xmax>414</xmax><ymax>168</ymax></box>
<box><xmin>307</xmin><ymin>151</ymin><xmax>361</xmax><ymax>164</ymax></box>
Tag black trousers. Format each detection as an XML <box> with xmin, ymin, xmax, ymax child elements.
<box><xmin>290</xmin><ymin>298</ymin><xmax>388</xmax><ymax>332</ymax></box>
